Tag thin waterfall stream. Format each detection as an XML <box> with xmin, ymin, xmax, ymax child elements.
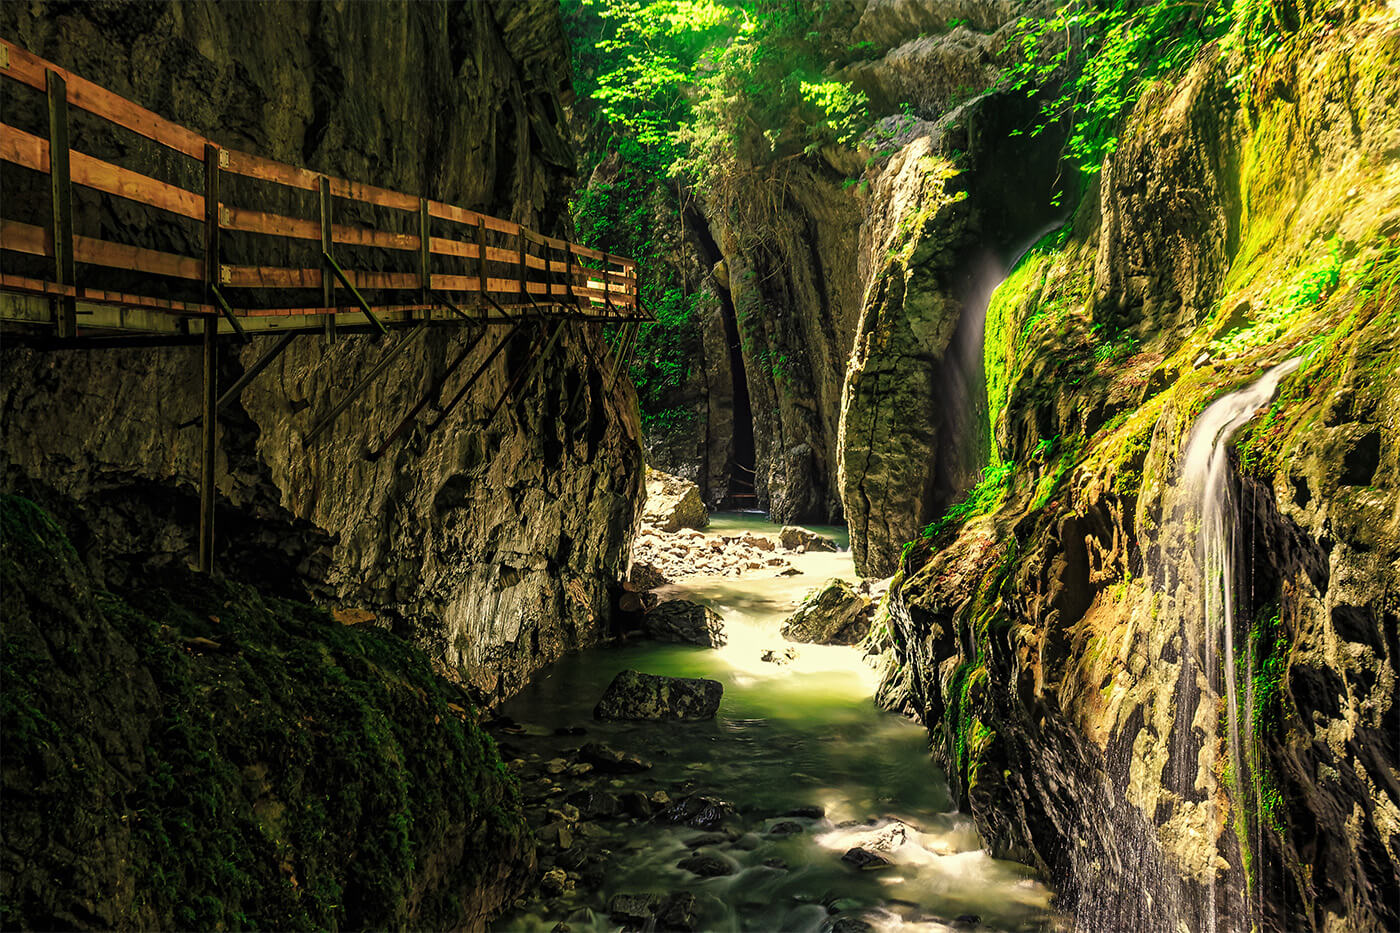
<box><xmin>492</xmin><ymin>514</ymin><xmax>1058</xmax><ymax>932</ymax></box>
<box><xmin>1095</xmin><ymin>357</ymin><xmax>1303</xmax><ymax>933</ymax></box>
<box><xmin>1175</xmin><ymin>357</ymin><xmax>1301</xmax><ymax>929</ymax></box>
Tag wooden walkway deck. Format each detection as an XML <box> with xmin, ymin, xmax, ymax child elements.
<box><xmin>0</xmin><ymin>39</ymin><xmax>649</xmax><ymax>572</ymax></box>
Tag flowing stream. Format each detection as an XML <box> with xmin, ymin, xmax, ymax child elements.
<box><xmin>495</xmin><ymin>513</ymin><xmax>1057</xmax><ymax>932</ymax></box>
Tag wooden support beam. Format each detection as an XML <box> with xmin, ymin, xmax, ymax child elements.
<box><xmin>365</xmin><ymin>325</ymin><xmax>490</xmax><ymax>461</ymax></box>
<box><xmin>606</xmin><ymin>321</ymin><xmax>639</xmax><ymax>394</ymax></box>
<box><xmin>46</xmin><ymin>70</ymin><xmax>76</xmax><ymax>337</ymax></box>
<box><xmin>198</xmin><ymin>317</ymin><xmax>217</xmax><ymax>573</ymax></box>
<box><xmin>209</xmin><ymin>284</ymin><xmax>248</xmax><ymax>342</ymax></box>
<box><xmin>517</xmin><ymin>228</ymin><xmax>527</xmax><ymax>300</ymax></box>
<box><xmin>322</xmin><ymin>251</ymin><xmax>388</xmax><ymax>336</ymax></box>
<box><xmin>477</xmin><ymin>218</ymin><xmax>488</xmax><ymax>298</ymax></box>
<box><xmin>319</xmin><ymin>175</ymin><xmax>335</xmax><ymax>341</ymax></box>
<box><xmin>425</xmin><ymin>323</ymin><xmax>524</xmax><ymax>435</ymax></box>
<box><xmin>484</xmin><ymin>322</ymin><xmax>562</xmax><ymax>428</ymax></box>
<box><xmin>196</xmin><ymin>142</ymin><xmax>222</xmax><ymax>574</ymax></box>
<box><xmin>177</xmin><ymin>331</ymin><xmax>299</xmax><ymax>427</ymax></box>
<box><xmin>304</xmin><ymin>319</ymin><xmax>429</xmax><ymax>443</ymax></box>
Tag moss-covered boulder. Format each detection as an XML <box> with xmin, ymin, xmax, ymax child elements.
<box><xmin>781</xmin><ymin>579</ymin><xmax>872</xmax><ymax>645</ymax></box>
<box><xmin>593</xmin><ymin>670</ymin><xmax>723</xmax><ymax>721</ymax></box>
<box><xmin>0</xmin><ymin>496</ymin><xmax>533</xmax><ymax>930</ymax></box>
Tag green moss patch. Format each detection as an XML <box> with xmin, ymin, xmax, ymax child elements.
<box><xmin>0</xmin><ymin>496</ymin><xmax>532</xmax><ymax>930</ymax></box>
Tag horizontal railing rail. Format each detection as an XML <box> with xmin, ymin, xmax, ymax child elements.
<box><xmin>0</xmin><ymin>38</ymin><xmax>645</xmax><ymax>337</ymax></box>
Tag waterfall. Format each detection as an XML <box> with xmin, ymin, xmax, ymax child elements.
<box><xmin>1155</xmin><ymin>358</ymin><xmax>1303</xmax><ymax>931</ymax></box>
<box><xmin>941</xmin><ymin>219</ymin><xmax>1068</xmax><ymax>497</ymax></box>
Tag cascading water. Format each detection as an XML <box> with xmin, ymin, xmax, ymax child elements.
<box><xmin>941</xmin><ymin>220</ymin><xmax>1068</xmax><ymax>499</ymax></box>
<box><xmin>1174</xmin><ymin>357</ymin><xmax>1300</xmax><ymax>929</ymax></box>
<box><xmin>1113</xmin><ymin>357</ymin><xmax>1302</xmax><ymax>933</ymax></box>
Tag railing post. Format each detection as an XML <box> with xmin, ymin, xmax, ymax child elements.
<box><xmin>476</xmin><ymin>217</ymin><xmax>488</xmax><ymax>300</ymax></box>
<box><xmin>198</xmin><ymin>142</ymin><xmax>222</xmax><ymax>575</ymax></box>
<box><xmin>419</xmin><ymin>197</ymin><xmax>431</xmax><ymax>308</ymax></box>
<box><xmin>603</xmin><ymin>252</ymin><xmax>612</xmax><ymax>317</ymax></box>
<box><xmin>319</xmin><ymin>175</ymin><xmax>335</xmax><ymax>341</ymax></box>
<box><xmin>565</xmin><ymin>242</ymin><xmax>575</xmax><ymax>304</ymax></box>
<box><xmin>46</xmin><ymin>70</ymin><xmax>76</xmax><ymax>338</ymax></box>
<box><xmin>517</xmin><ymin>228</ymin><xmax>527</xmax><ymax>309</ymax></box>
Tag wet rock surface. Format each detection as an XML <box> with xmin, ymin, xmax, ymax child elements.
<box><xmin>490</xmin><ymin>712</ymin><xmax>1006</xmax><ymax>933</ymax></box>
<box><xmin>781</xmin><ymin>579</ymin><xmax>873</xmax><ymax>645</ymax></box>
<box><xmin>631</xmin><ymin>526</ymin><xmax>797</xmax><ymax>580</ymax></box>
<box><xmin>779</xmin><ymin>525</ymin><xmax>839</xmax><ymax>552</ymax></box>
<box><xmin>642</xmin><ymin>468</ymin><xmax>711</xmax><ymax>532</ymax></box>
<box><xmin>641</xmin><ymin>599</ymin><xmax>727</xmax><ymax>648</ymax></box>
<box><xmin>593</xmin><ymin>670</ymin><xmax>724</xmax><ymax>722</ymax></box>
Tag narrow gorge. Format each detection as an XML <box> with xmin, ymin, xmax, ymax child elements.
<box><xmin>2</xmin><ymin>0</ymin><xmax>1397</xmax><ymax>931</ymax></box>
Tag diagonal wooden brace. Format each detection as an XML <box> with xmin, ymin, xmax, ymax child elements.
<box><xmin>304</xmin><ymin>319</ymin><xmax>429</xmax><ymax>443</ymax></box>
<box><xmin>321</xmin><ymin>250</ymin><xmax>388</xmax><ymax>336</ymax></box>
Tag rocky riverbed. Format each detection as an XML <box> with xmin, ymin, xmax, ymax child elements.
<box><xmin>486</xmin><ymin>509</ymin><xmax>1059</xmax><ymax>932</ymax></box>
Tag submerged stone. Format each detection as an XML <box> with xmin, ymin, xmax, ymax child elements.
<box><xmin>677</xmin><ymin>851</ymin><xmax>735</xmax><ymax>877</ymax></box>
<box><xmin>607</xmin><ymin>894</ymin><xmax>657</xmax><ymax>926</ymax></box>
<box><xmin>578</xmin><ymin>742</ymin><xmax>652</xmax><ymax>774</ymax></box>
<box><xmin>656</xmin><ymin>794</ymin><xmax>736</xmax><ymax>830</ymax></box>
<box><xmin>593</xmin><ymin>670</ymin><xmax>723</xmax><ymax>722</ymax></box>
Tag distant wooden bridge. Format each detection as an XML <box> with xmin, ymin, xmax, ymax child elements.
<box><xmin>0</xmin><ymin>38</ymin><xmax>650</xmax><ymax>572</ymax></box>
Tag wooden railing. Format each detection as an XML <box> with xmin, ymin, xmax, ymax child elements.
<box><xmin>0</xmin><ymin>38</ymin><xmax>645</xmax><ymax>338</ymax></box>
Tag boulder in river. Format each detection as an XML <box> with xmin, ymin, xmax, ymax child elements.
<box><xmin>841</xmin><ymin>847</ymin><xmax>893</xmax><ymax>871</ymax></box>
<box><xmin>760</xmin><ymin>646</ymin><xmax>797</xmax><ymax>664</ymax></box>
<box><xmin>593</xmin><ymin>670</ymin><xmax>723</xmax><ymax>721</ymax></box>
<box><xmin>779</xmin><ymin>525</ymin><xmax>838</xmax><ymax>552</ymax></box>
<box><xmin>780</xmin><ymin>579</ymin><xmax>872</xmax><ymax>645</ymax></box>
<box><xmin>577</xmin><ymin>742</ymin><xmax>652</xmax><ymax>773</ymax></box>
<box><xmin>607</xmin><ymin>894</ymin><xmax>657</xmax><ymax>926</ymax></box>
<box><xmin>642</xmin><ymin>468</ymin><xmax>709</xmax><ymax>532</ymax></box>
<box><xmin>656</xmin><ymin>793</ymin><xmax>736</xmax><ymax>830</ymax></box>
<box><xmin>643</xmin><ymin>599</ymin><xmax>726</xmax><ymax>647</ymax></box>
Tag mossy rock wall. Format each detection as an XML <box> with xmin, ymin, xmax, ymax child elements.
<box><xmin>0</xmin><ymin>496</ymin><xmax>533</xmax><ymax>930</ymax></box>
<box><xmin>880</xmin><ymin>8</ymin><xmax>1400</xmax><ymax>930</ymax></box>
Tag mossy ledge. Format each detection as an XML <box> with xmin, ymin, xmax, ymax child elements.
<box><xmin>0</xmin><ymin>495</ymin><xmax>534</xmax><ymax>930</ymax></box>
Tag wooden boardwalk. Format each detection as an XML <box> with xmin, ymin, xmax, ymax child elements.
<box><xmin>0</xmin><ymin>39</ymin><xmax>649</xmax><ymax>571</ymax></box>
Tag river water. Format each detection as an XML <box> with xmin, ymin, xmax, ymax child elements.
<box><xmin>494</xmin><ymin>513</ymin><xmax>1057</xmax><ymax>932</ymax></box>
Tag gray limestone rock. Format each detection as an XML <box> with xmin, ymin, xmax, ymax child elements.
<box><xmin>643</xmin><ymin>467</ymin><xmax>710</xmax><ymax>532</ymax></box>
<box><xmin>643</xmin><ymin>599</ymin><xmax>726</xmax><ymax>648</ymax></box>
<box><xmin>781</xmin><ymin>579</ymin><xmax>872</xmax><ymax>645</ymax></box>
<box><xmin>779</xmin><ymin>526</ymin><xmax>838</xmax><ymax>552</ymax></box>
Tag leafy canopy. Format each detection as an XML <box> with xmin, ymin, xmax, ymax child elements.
<box><xmin>1003</xmin><ymin>0</ymin><xmax>1236</xmax><ymax>172</ymax></box>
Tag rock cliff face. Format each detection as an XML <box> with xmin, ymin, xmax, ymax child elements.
<box><xmin>619</xmin><ymin>2</ymin><xmax>1055</xmax><ymax>530</ymax></box>
<box><xmin>0</xmin><ymin>0</ymin><xmax>643</xmax><ymax>701</ymax></box>
<box><xmin>876</xmin><ymin>9</ymin><xmax>1400</xmax><ymax>930</ymax></box>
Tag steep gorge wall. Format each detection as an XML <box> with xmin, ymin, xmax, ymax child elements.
<box><xmin>637</xmin><ymin>0</ymin><xmax>1057</xmax><ymax>528</ymax></box>
<box><xmin>0</xmin><ymin>0</ymin><xmax>643</xmax><ymax>702</ymax></box>
<box><xmin>876</xmin><ymin>10</ymin><xmax>1400</xmax><ymax>929</ymax></box>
